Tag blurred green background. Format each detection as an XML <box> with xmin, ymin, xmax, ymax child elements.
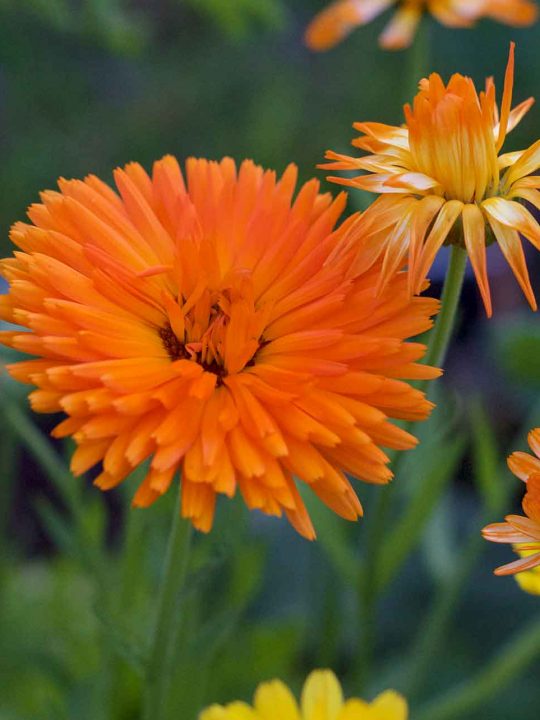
<box><xmin>1</xmin><ymin>2</ymin><xmax>540</xmax><ymax>719</ymax></box>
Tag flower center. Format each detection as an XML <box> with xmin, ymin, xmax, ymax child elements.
<box><xmin>159</xmin><ymin>285</ymin><xmax>265</xmax><ymax>379</ymax></box>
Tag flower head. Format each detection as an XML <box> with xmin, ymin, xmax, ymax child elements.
<box><xmin>305</xmin><ymin>1</ymin><xmax>538</xmax><ymax>52</ymax></box>
<box><xmin>200</xmin><ymin>669</ymin><xmax>408</xmax><ymax>720</ymax></box>
<box><xmin>483</xmin><ymin>428</ymin><xmax>540</xmax><ymax>576</ymax></box>
<box><xmin>323</xmin><ymin>44</ymin><xmax>540</xmax><ymax>316</ymax></box>
<box><xmin>0</xmin><ymin>156</ymin><xmax>439</xmax><ymax>539</ymax></box>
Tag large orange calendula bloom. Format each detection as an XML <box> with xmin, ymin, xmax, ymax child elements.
<box><xmin>322</xmin><ymin>45</ymin><xmax>540</xmax><ymax>316</ymax></box>
<box><xmin>0</xmin><ymin>157</ymin><xmax>439</xmax><ymax>539</ymax></box>
<box><xmin>305</xmin><ymin>0</ymin><xmax>538</xmax><ymax>52</ymax></box>
<box><xmin>483</xmin><ymin>428</ymin><xmax>540</xmax><ymax>576</ymax></box>
<box><xmin>200</xmin><ymin>669</ymin><xmax>408</xmax><ymax>720</ymax></box>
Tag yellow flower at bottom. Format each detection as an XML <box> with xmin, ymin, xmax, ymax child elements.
<box><xmin>200</xmin><ymin>670</ymin><xmax>408</xmax><ymax>720</ymax></box>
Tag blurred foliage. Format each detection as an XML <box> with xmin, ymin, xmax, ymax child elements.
<box><xmin>492</xmin><ymin>315</ymin><xmax>540</xmax><ymax>387</ymax></box>
<box><xmin>2</xmin><ymin>2</ymin><xmax>540</xmax><ymax>719</ymax></box>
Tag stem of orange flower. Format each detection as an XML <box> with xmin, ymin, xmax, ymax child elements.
<box><xmin>415</xmin><ymin>613</ymin><xmax>540</xmax><ymax>720</ymax></box>
<box><xmin>423</xmin><ymin>245</ymin><xmax>468</xmax><ymax>372</ymax></box>
<box><xmin>355</xmin><ymin>245</ymin><xmax>467</xmax><ymax>690</ymax></box>
<box><xmin>405</xmin><ymin>17</ymin><xmax>431</xmax><ymax>101</ymax></box>
<box><xmin>144</xmin><ymin>491</ymin><xmax>192</xmax><ymax>720</ymax></box>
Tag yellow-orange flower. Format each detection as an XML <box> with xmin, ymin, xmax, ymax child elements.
<box><xmin>0</xmin><ymin>157</ymin><xmax>439</xmax><ymax>539</ymax></box>
<box><xmin>483</xmin><ymin>428</ymin><xmax>540</xmax><ymax>576</ymax></box>
<box><xmin>323</xmin><ymin>45</ymin><xmax>540</xmax><ymax>316</ymax></box>
<box><xmin>305</xmin><ymin>0</ymin><xmax>538</xmax><ymax>52</ymax></box>
<box><xmin>200</xmin><ymin>669</ymin><xmax>408</xmax><ymax>720</ymax></box>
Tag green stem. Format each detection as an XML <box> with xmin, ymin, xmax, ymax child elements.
<box><xmin>355</xmin><ymin>245</ymin><xmax>467</xmax><ymax>689</ymax></box>
<box><xmin>423</xmin><ymin>245</ymin><xmax>467</xmax><ymax>372</ymax></box>
<box><xmin>415</xmin><ymin>613</ymin><xmax>540</xmax><ymax>720</ymax></box>
<box><xmin>406</xmin><ymin>16</ymin><xmax>431</xmax><ymax>101</ymax></box>
<box><xmin>144</xmin><ymin>493</ymin><xmax>192</xmax><ymax>720</ymax></box>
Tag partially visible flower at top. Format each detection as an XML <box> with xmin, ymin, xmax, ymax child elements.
<box><xmin>0</xmin><ymin>156</ymin><xmax>439</xmax><ymax>540</ymax></box>
<box><xmin>200</xmin><ymin>669</ymin><xmax>408</xmax><ymax>720</ymax></box>
<box><xmin>483</xmin><ymin>428</ymin><xmax>540</xmax><ymax>577</ymax></box>
<box><xmin>305</xmin><ymin>0</ymin><xmax>538</xmax><ymax>52</ymax></box>
<box><xmin>322</xmin><ymin>44</ymin><xmax>540</xmax><ymax>316</ymax></box>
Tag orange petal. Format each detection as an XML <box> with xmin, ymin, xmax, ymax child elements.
<box><xmin>462</xmin><ymin>204</ymin><xmax>492</xmax><ymax>316</ymax></box>
<box><xmin>484</xmin><ymin>214</ymin><xmax>537</xmax><ymax>310</ymax></box>
<box><xmin>304</xmin><ymin>0</ymin><xmax>393</xmax><ymax>51</ymax></box>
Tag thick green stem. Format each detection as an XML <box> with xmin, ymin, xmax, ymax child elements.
<box><xmin>423</xmin><ymin>245</ymin><xmax>467</xmax><ymax>372</ymax></box>
<box><xmin>144</xmin><ymin>494</ymin><xmax>192</xmax><ymax>720</ymax></box>
<box><xmin>355</xmin><ymin>246</ymin><xmax>467</xmax><ymax>689</ymax></box>
<box><xmin>415</xmin><ymin>614</ymin><xmax>540</xmax><ymax>720</ymax></box>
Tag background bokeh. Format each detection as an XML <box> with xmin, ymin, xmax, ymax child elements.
<box><xmin>1</xmin><ymin>2</ymin><xmax>540</xmax><ymax>719</ymax></box>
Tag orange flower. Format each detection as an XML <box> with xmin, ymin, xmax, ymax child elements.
<box><xmin>0</xmin><ymin>157</ymin><xmax>439</xmax><ymax>539</ymax></box>
<box><xmin>305</xmin><ymin>0</ymin><xmax>538</xmax><ymax>52</ymax></box>
<box><xmin>322</xmin><ymin>45</ymin><xmax>540</xmax><ymax>316</ymax></box>
<box><xmin>483</xmin><ymin>428</ymin><xmax>540</xmax><ymax>575</ymax></box>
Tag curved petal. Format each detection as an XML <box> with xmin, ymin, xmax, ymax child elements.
<box><xmin>482</xmin><ymin>522</ymin><xmax>535</xmax><ymax>544</ymax></box>
<box><xmin>482</xmin><ymin>196</ymin><xmax>540</xmax><ymax>250</ymax></box>
<box><xmin>505</xmin><ymin>138</ymin><xmax>540</xmax><ymax>186</ymax></box>
<box><xmin>371</xmin><ymin>690</ymin><xmax>408</xmax><ymax>718</ymax></box>
<box><xmin>301</xmin><ymin>670</ymin><xmax>343</xmax><ymax>720</ymax></box>
<box><xmin>485</xmin><ymin>0</ymin><xmax>539</xmax><ymax>27</ymax></box>
<box><xmin>494</xmin><ymin>550</ymin><xmax>540</xmax><ymax>577</ymax></box>
<box><xmin>529</xmin><ymin>429</ymin><xmax>540</xmax><ymax>459</ymax></box>
<box><xmin>376</xmin><ymin>202</ymin><xmax>417</xmax><ymax>294</ymax></box>
<box><xmin>505</xmin><ymin>514</ymin><xmax>540</xmax><ymax>540</ymax></box>
<box><xmin>496</xmin><ymin>43</ymin><xmax>515</xmax><ymax>153</ymax></box>
<box><xmin>463</xmin><ymin>204</ymin><xmax>491</xmax><ymax>316</ymax></box>
<box><xmin>498</xmin><ymin>150</ymin><xmax>525</xmax><ymax>170</ymax></box>
<box><xmin>384</xmin><ymin>171</ymin><xmax>441</xmax><ymax>192</ymax></box>
<box><xmin>494</xmin><ymin>97</ymin><xmax>535</xmax><ymax>138</ymax></box>
<box><xmin>408</xmin><ymin>195</ymin><xmax>446</xmax><ymax>294</ymax></box>
<box><xmin>254</xmin><ymin>680</ymin><xmax>301</xmax><ymax>720</ymax></box>
<box><xmin>510</xmin><ymin>188</ymin><xmax>540</xmax><ymax>214</ymax></box>
<box><xmin>508</xmin><ymin>450</ymin><xmax>540</xmax><ymax>482</ymax></box>
<box><xmin>305</xmin><ymin>0</ymin><xmax>394</xmax><ymax>51</ymax></box>
<box><xmin>483</xmin><ymin>212</ymin><xmax>537</xmax><ymax>310</ymax></box>
<box><xmin>379</xmin><ymin>5</ymin><xmax>422</xmax><ymax>50</ymax></box>
<box><xmin>428</xmin><ymin>0</ymin><xmax>483</xmax><ymax>26</ymax></box>
<box><xmin>413</xmin><ymin>200</ymin><xmax>463</xmax><ymax>294</ymax></box>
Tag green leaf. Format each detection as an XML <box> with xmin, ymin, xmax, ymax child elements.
<box><xmin>492</xmin><ymin>317</ymin><xmax>540</xmax><ymax>386</ymax></box>
<box><xmin>469</xmin><ymin>399</ymin><xmax>506</xmax><ymax>513</ymax></box>
<box><xmin>377</xmin><ymin>433</ymin><xmax>465</xmax><ymax>591</ymax></box>
<box><xmin>301</xmin><ymin>487</ymin><xmax>361</xmax><ymax>587</ymax></box>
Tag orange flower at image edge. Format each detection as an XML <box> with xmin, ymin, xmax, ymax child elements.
<box><xmin>305</xmin><ymin>0</ymin><xmax>538</xmax><ymax>52</ymax></box>
<box><xmin>0</xmin><ymin>157</ymin><xmax>440</xmax><ymax>538</ymax></box>
<box><xmin>323</xmin><ymin>45</ymin><xmax>540</xmax><ymax>316</ymax></box>
<box><xmin>483</xmin><ymin>429</ymin><xmax>540</xmax><ymax>578</ymax></box>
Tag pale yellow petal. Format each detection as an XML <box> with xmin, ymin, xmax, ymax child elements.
<box><xmin>199</xmin><ymin>702</ymin><xmax>258</xmax><ymax>720</ymax></box>
<box><xmin>379</xmin><ymin>5</ymin><xmax>421</xmax><ymax>50</ymax></box>
<box><xmin>254</xmin><ymin>679</ymin><xmax>301</xmax><ymax>720</ymax></box>
<box><xmin>301</xmin><ymin>670</ymin><xmax>344</xmax><ymax>720</ymax></box>
<box><xmin>370</xmin><ymin>690</ymin><xmax>408</xmax><ymax>719</ymax></box>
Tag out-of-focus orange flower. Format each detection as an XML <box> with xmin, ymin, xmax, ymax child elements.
<box><xmin>0</xmin><ymin>157</ymin><xmax>440</xmax><ymax>539</ymax></box>
<box><xmin>483</xmin><ymin>428</ymin><xmax>540</xmax><ymax>576</ymax></box>
<box><xmin>322</xmin><ymin>45</ymin><xmax>540</xmax><ymax>316</ymax></box>
<box><xmin>305</xmin><ymin>0</ymin><xmax>538</xmax><ymax>52</ymax></box>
